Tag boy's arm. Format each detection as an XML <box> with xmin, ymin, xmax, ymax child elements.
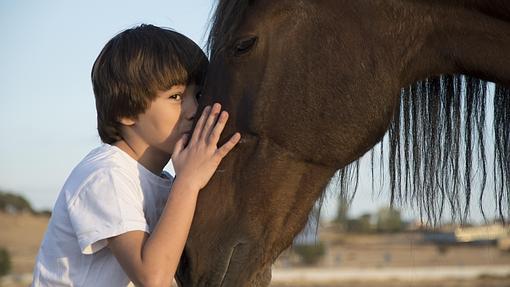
<box><xmin>107</xmin><ymin>103</ymin><xmax>240</xmax><ymax>287</ymax></box>
<box><xmin>107</xmin><ymin>178</ymin><xmax>198</xmax><ymax>287</ymax></box>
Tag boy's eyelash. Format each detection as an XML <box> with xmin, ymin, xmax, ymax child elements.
<box><xmin>169</xmin><ymin>94</ymin><xmax>183</xmax><ymax>100</ymax></box>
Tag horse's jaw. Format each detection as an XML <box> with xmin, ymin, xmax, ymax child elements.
<box><xmin>176</xmin><ymin>136</ymin><xmax>336</xmax><ymax>286</ymax></box>
<box><xmin>218</xmin><ymin>243</ymin><xmax>272</xmax><ymax>287</ymax></box>
<box><xmin>176</xmin><ymin>240</ymin><xmax>272</xmax><ymax>287</ymax></box>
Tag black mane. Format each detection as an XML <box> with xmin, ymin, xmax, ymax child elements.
<box><xmin>207</xmin><ymin>0</ymin><xmax>251</xmax><ymax>57</ymax></box>
<box><xmin>337</xmin><ymin>76</ymin><xmax>510</xmax><ymax>224</ymax></box>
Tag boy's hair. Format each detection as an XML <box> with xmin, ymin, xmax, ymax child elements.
<box><xmin>91</xmin><ymin>24</ymin><xmax>208</xmax><ymax>144</ymax></box>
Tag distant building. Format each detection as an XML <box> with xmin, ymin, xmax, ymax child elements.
<box><xmin>423</xmin><ymin>231</ymin><xmax>457</xmax><ymax>244</ymax></box>
<box><xmin>455</xmin><ymin>224</ymin><xmax>510</xmax><ymax>243</ymax></box>
<box><xmin>423</xmin><ymin>224</ymin><xmax>510</xmax><ymax>245</ymax></box>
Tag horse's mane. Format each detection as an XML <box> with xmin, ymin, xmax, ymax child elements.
<box><xmin>207</xmin><ymin>0</ymin><xmax>251</xmax><ymax>57</ymax></box>
<box><xmin>336</xmin><ymin>76</ymin><xmax>510</xmax><ymax>224</ymax></box>
<box><xmin>208</xmin><ymin>0</ymin><xmax>510</xmax><ymax>224</ymax></box>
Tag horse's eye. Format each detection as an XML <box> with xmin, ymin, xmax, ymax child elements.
<box><xmin>234</xmin><ymin>37</ymin><xmax>257</xmax><ymax>56</ymax></box>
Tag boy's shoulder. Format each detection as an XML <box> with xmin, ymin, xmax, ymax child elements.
<box><xmin>61</xmin><ymin>144</ymin><xmax>172</xmax><ymax>205</ymax></box>
<box><xmin>73</xmin><ymin>144</ymin><xmax>136</xmax><ymax>177</ymax></box>
<box><xmin>78</xmin><ymin>144</ymin><xmax>135</xmax><ymax>171</ymax></box>
<box><xmin>62</xmin><ymin>145</ymin><xmax>139</xmax><ymax>199</ymax></box>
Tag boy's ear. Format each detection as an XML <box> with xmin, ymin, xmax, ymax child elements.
<box><xmin>118</xmin><ymin>117</ymin><xmax>136</xmax><ymax>126</ymax></box>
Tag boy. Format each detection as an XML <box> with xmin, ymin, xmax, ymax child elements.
<box><xmin>32</xmin><ymin>24</ymin><xmax>241</xmax><ymax>286</ymax></box>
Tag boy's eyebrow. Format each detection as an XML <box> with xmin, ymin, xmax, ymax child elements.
<box><xmin>156</xmin><ymin>86</ymin><xmax>186</xmax><ymax>97</ymax></box>
<box><xmin>165</xmin><ymin>85</ymin><xmax>187</xmax><ymax>92</ymax></box>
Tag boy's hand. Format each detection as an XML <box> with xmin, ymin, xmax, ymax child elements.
<box><xmin>171</xmin><ymin>103</ymin><xmax>241</xmax><ymax>191</ymax></box>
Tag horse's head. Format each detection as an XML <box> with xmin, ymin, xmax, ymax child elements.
<box><xmin>176</xmin><ymin>0</ymin><xmax>401</xmax><ymax>286</ymax></box>
<box><xmin>174</xmin><ymin>0</ymin><xmax>510</xmax><ymax>285</ymax></box>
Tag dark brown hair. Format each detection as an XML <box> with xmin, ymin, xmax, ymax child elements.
<box><xmin>91</xmin><ymin>24</ymin><xmax>208</xmax><ymax>144</ymax></box>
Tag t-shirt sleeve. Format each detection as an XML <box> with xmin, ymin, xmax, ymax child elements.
<box><xmin>67</xmin><ymin>168</ymin><xmax>149</xmax><ymax>255</ymax></box>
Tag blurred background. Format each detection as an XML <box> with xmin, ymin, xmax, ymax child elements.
<box><xmin>1</xmin><ymin>1</ymin><xmax>509</xmax><ymax>286</ymax></box>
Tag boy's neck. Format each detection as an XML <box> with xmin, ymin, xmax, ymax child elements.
<box><xmin>113</xmin><ymin>140</ymin><xmax>170</xmax><ymax>176</ymax></box>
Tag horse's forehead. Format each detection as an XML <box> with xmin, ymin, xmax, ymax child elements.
<box><xmin>210</xmin><ymin>0</ymin><xmax>328</xmax><ymax>56</ymax></box>
<box><xmin>241</xmin><ymin>0</ymin><xmax>318</xmax><ymax>28</ymax></box>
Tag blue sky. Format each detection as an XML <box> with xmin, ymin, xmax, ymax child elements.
<box><xmin>0</xmin><ymin>1</ymin><xmax>498</xmax><ymax>223</ymax></box>
<box><xmin>0</xmin><ymin>0</ymin><xmax>213</xmax><ymax>207</ymax></box>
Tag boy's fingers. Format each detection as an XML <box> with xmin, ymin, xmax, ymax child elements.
<box><xmin>209</xmin><ymin>111</ymin><xmax>228</xmax><ymax>144</ymax></box>
<box><xmin>216</xmin><ymin>133</ymin><xmax>241</xmax><ymax>158</ymax></box>
<box><xmin>201</xmin><ymin>103</ymin><xmax>221</xmax><ymax>141</ymax></box>
<box><xmin>191</xmin><ymin>106</ymin><xmax>211</xmax><ymax>144</ymax></box>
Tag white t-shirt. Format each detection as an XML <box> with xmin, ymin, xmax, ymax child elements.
<box><xmin>32</xmin><ymin>144</ymin><xmax>173</xmax><ymax>287</ymax></box>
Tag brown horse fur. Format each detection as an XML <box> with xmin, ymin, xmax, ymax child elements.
<box><xmin>176</xmin><ymin>0</ymin><xmax>510</xmax><ymax>286</ymax></box>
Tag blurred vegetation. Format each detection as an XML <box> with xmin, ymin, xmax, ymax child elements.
<box><xmin>347</xmin><ymin>213</ymin><xmax>373</xmax><ymax>233</ymax></box>
<box><xmin>375</xmin><ymin>207</ymin><xmax>404</xmax><ymax>233</ymax></box>
<box><xmin>0</xmin><ymin>191</ymin><xmax>34</xmax><ymax>214</ymax></box>
<box><xmin>335</xmin><ymin>198</ymin><xmax>404</xmax><ymax>233</ymax></box>
<box><xmin>0</xmin><ymin>191</ymin><xmax>51</xmax><ymax>216</ymax></box>
<box><xmin>334</xmin><ymin>197</ymin><xmax>349</xmax><ymax>229</ymax></box>
<box><xmin>293</xmin><ymin>241</ymin><xmax>325</xmax><ymax>265</ymax></box>
<box><xmin>0</xmin><ymin>247</ymin><xmax>11</xmax><ymax>277</ymax></box>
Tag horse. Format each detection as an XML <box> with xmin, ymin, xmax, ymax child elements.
<box><xmin>175</xmin><ymin>0</ymin><xmax>510</xmax><ymax>286</ymax></box>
